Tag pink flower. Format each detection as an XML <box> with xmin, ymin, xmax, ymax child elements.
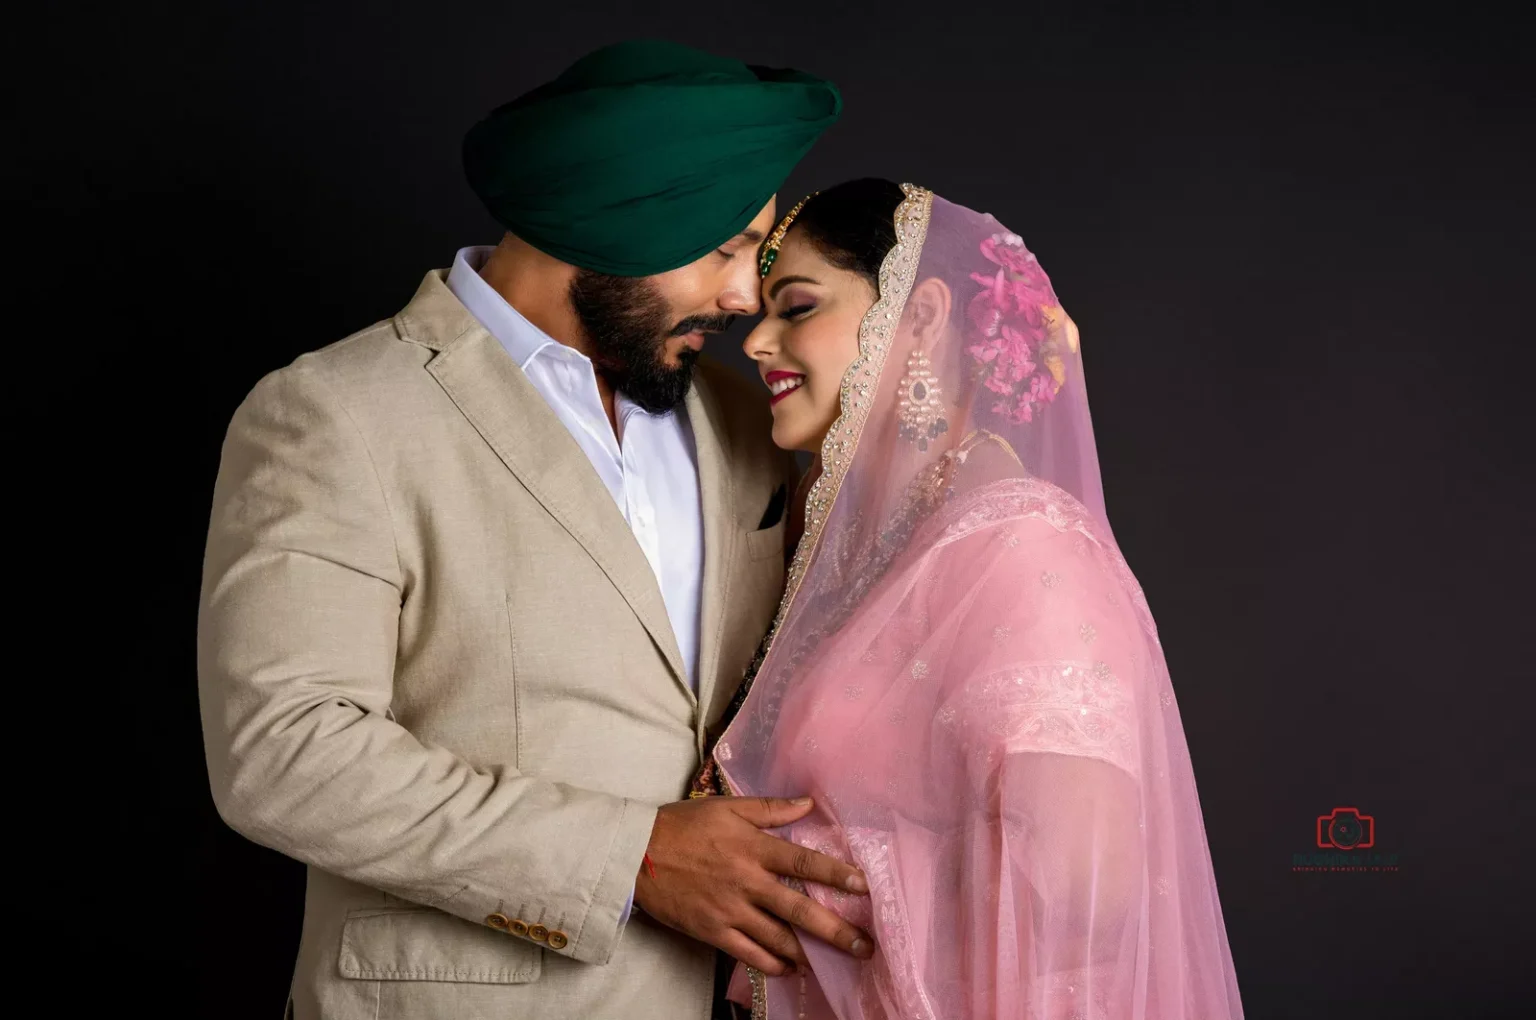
<box><xmin>966</xmin><ymin>340</ymin><xmax>999</xmax><ymax>363</ymax></box>
<box><xmin>981</xmin><ymin>234</ymin><xmax>1056</xmax><ymax>311</ymax></box>
<box><xmin>1012</xmin><ymin>288</ymin><xmax>1048</xmax><ymax>326</ymax></box>
<box><xmin>980</xmin><ymin>233</ymin><xmax>1036</xmax><ymax>275</ymax></box>
<box><xmin>983</xmin><ymin>371</ymin><xmax>1015</xmax><ymax>395</ymax></box>
<box><xmin>992</xmin><ymin>397</ymin><xmax>1034</xmax><ymax>424</ymax></box>
<box><xmin>963</xmin><ymin>231</ymin><xmax>1069</xmax><ymax>431</ymax></box>
<box><xmin>982</xmin><ymin>266</ymin><xmax>1009</xmax><ymax>310</ymax></box>
<box><xmin>997</xmin><ymin>325</ymin><xmax>1035</xmax><ymax>368</ymax></box>
<box><xmin>974</xmin><ymin>311</ymin><xmax>1003</xmax><ymax>339</ymax></box>
<box><xmin>968</xmin><ymin>294</ymin><xmax>1002</xmax><ymax>339</ymax></box>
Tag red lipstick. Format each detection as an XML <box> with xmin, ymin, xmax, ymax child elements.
<box><xmin>764</xmin><ymin>370</ymin><xmax>807</xmax><ymax>406</ymax></box>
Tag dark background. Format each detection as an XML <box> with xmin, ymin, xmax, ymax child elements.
<box><xmin>58</xmin><ymin>1</ymin><xmax>1533</xmax><ymax>1017</ymax></box>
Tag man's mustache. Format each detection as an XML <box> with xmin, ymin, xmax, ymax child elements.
<box><xmin>669</xmin><ymin>314</ymin><xmax>737</xmax><ymax>337</ymax></box>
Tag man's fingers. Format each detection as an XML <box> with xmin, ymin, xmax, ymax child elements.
<box><xmin>757</xmin><ymin>885</ymin><xmax>875</xmax><ymax>960</ymax></box>
<box><xmin>641</xmin><ymin>796</ymin><xmax>871</xmax><ymax>975</ymax></box>
<box><xmin>719</xmin><ymin>929</ymin><xmax>797</xmax><ymax>978</ymax></box>
<box><xmin>738</xmin><ymin>908</ymin><xmax>809</xmax><ymax>971</ymax></box>
<box><xmin>729</xmin><ymin>795</ymin><xmax>816</xmax><ymax>829</ymax></box>
<box><xmin>761</xmin><ymin>833</ymin><xmax>869</xmax><ymax>894</ymax></box>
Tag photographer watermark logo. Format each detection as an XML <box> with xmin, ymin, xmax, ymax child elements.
<box><xmin>1292</xmin><ymin>806</ymin><xmax>1400</xmax><ymax>873</ymax></box>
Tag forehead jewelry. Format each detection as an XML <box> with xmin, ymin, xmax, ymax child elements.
<box><xmin>758</xmin><ymin>192</ymin><xmax>818</xmax><ymax>278</ymax></box>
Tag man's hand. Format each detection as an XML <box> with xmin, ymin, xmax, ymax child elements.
<box><xmin>634</xmin><ymin>796</ymin><xmax>874</xmax><ymax>976</ymax></box>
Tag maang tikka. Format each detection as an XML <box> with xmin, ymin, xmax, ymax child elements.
<box><xmin>895</xmin><ymin>350</ymin><xmax>948</xmax><ymax>450</ymax></box>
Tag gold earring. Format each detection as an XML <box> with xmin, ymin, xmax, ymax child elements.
<box><xmin>895</xmin><ymin>351</ymin><xmax>948</xmax><ymax>451</ymax></box>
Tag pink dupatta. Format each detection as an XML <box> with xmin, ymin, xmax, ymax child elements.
<box><xmin>714</xmin><ymin>187</ymin><xmax>1244</xmax><ymax>1019</ymax></box>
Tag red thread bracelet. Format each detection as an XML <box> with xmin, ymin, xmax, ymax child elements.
<box><xmin>642</xmin><ymin>853</ymin><xmax>657</xmax><ymax>880</ymax></box>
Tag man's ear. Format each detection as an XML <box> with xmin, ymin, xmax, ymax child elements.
<box><xmin>906</xmin><ymin>277</ymin><xmax>953</xmax><ymax>352</ymax></box>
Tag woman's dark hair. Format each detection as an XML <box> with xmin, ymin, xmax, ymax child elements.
<box><xmin>786</xmin><ymin>178</ymin><xmax>905</xmax><ymax>287</ymax></box>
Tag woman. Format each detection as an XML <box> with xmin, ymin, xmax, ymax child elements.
<box><xmin>694</xmin><ymin>180</ymin><xmax>1244</xmax><ymax>1019</ymax></box>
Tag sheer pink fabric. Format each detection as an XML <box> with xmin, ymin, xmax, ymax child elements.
<box><xmin>716</xmin><ymin>188</ymin><xmax>1244</xmax><ymax>1019</ymax></box>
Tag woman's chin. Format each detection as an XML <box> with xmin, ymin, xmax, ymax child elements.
<box><xmin>771</xmin><ymin>419</ymin><xmax>828</xmax><ymax>455</ymax></box>
<box><xmin>769</xmin><ymin>431</ymin><xmax>804</xmax><ymax>453</ymax></box>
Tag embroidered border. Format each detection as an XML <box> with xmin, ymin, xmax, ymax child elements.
<box><xmin>780</xmin><ymin>184</ymin><xmax>934</xmax><ymax>615</ymax></box>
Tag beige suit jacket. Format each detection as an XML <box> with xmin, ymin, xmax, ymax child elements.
<box><xmin>198</xmin><ymin>270</ymin><xmax>794</xmax><ymax>1020</ymax></box>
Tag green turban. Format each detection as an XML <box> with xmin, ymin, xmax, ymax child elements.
<box><xmin>463</xmin><ymin>40</ymin><xmax>841</xmax><ymax>276</ymax></box>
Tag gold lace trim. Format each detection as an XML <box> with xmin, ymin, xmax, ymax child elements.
<box><xmin>742</xmin><ymin>183</ymin><xmax>934</xmax><ymax>1020</ymax></box>
<box><xmin>779</xmin><ymin>183</ymin><xmax>933</xmax><ymax>616</ymax></box>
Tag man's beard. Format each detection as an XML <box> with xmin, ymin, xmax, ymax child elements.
<box><xmin>568</xmin><ymin>269</ymin><xmax>735</xmax><ymax>414</ymax></box>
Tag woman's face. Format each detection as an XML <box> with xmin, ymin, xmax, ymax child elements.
<box><xmin>743</xmin><ymin>232</ymin><xmax>877</xmax><ymax>453</ymax></box>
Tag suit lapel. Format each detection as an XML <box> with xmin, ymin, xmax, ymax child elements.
<box><xmin>687</xmin><ymin>377</ymin><xmax>737</xmax><ymax>749</ymax></box>
<box><xmin>401</xmin><ymin>273</ymin><xmax>692</xmax><ymax>703</ymax></box>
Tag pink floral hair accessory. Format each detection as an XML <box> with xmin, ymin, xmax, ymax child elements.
<box><xmin>964</xmin><ymin>232</ymin><xmax>1077</xmax><ymax>425</ymax></box>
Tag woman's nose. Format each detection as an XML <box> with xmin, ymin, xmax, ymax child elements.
<box><xmin>742</xmin><ymin>320</ymin><xmax>777</xmax><ymax>360</ymax></box>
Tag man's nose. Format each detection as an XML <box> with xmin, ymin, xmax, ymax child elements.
<box><xmin>719</xmin><ymin>264</ymin><xmax>763</xmax><ymax>316</ymax></box>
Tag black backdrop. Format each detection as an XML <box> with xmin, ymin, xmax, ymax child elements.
<box><xmin>64</xmin><ymin>3</ymin><xmax>1533</xmax><ymax>1017</ymax></box>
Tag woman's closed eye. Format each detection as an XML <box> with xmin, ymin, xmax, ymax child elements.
<box><xmin>779</xmin><ymin>302</ymin><xmax>816</xmax><ymax>321</ymax></box>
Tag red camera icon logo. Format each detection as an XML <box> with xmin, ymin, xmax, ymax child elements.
<box><xmin>1317</xmin><ymin>806</ymin><xmax>1375</xmax><ymax>850</ymax></box>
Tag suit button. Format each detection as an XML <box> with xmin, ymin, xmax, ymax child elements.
<box><xmin>528</xmin><ymin>924</ymin><xmax>549</xmax><ymax>942</ymax></box>
<box><xmin>509</xmin><ymin>919</ymin><xmax>530</xmax><ymax>937</ymax></box>
<box><xmin>547</xmin><ymin>930</ymin><xmax>569</xmax><ymax>950</ymax></box>
<box><xmin>485</xmin><ymin>913</ymin><xmax>510</xmax><ymax>931</ymax></box>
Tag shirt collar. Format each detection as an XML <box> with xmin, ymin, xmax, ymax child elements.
<box><xmin>444</xmin><ymin>245</ymin><xmax>680</xmax><ymax>430</ymax></box>
<box><xmin>446</xmin><ymin>246</ymin><xmax>588</xmax><ymax>371</ymax></box>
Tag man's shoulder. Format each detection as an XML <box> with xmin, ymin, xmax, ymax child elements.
<box><xmin>267</xmin><ymin>266</ymin><xmax>466</xmax><ymax>383</ymax></box>
<box><xmin>250</xmin><ymin>269</ymin><xmax>462</xmax><ymax>412</ymax></box>
<box><xmin>227</xmin><ymin>306</ymin><xmax>455</xmax><ymax>451</ymax></box>
<box><xmin>308</xmin><ymin>315</ymin><xmax>419</xmax><ymax>372</ymax></box>
<box><xmin>250</xmin><ymin>318</ymin><xmax>424</xmax><ymax>406</ymax></box>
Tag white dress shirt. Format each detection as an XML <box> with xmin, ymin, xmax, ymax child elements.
<box><xmin>447</xmin><ymin>246</ymin><xmax>704</xmax><ymax>693</ymax></box>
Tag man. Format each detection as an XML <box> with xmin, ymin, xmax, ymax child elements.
<box><xmin>198</xmin><ymin>41</ymin><xmax>872</xmax><ymax>1020</ymax></box>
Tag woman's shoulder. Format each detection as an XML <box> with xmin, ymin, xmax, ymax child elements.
<box><xmin>917</xmin><ymin>470</ymin><xmax>1149</xmax><ymax>619</ymax></box>
<box><xmin>929</xmin><ymin>473</ymin><xmax>1103</xmax><ymax>552</ymax></box>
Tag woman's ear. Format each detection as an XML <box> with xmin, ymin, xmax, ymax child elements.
<box><xmin>906</xmin><ymin>277</ymin><xmax>953</xmax><ymax>352</ymax></box>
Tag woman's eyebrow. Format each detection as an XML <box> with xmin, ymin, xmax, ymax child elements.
<box><xmin>769</xmin><ymin>274</ymin><xmax>820</xmax><ymax>299</ymax></box>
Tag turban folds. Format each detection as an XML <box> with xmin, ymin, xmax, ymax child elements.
<box><xmin>463</xmin><ymin>40</ymin><xmax>841</xmax><ymax>276</ymax></box>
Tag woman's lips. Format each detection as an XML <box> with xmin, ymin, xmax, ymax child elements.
<box><xmin>765</xmin><ymin>371</ymin><xmax>806</xmax><ymax>405</ymax></box>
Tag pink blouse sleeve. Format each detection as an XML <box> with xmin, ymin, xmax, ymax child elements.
<box><xmin>928</xmin><ymin>515</ymin><xmax>1153</xmax><ymax>1011</ymax></box>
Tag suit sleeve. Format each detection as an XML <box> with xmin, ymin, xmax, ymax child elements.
<box><xmin>196</xmin><ymin>362</ymin><xmax>652</xmax><ymax>965</ymax></box>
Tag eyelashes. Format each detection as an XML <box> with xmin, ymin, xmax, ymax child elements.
<box><xmin>779</xmin><ymin>303</ymin><xmax>815</xmax><ymax>321</ymax></box>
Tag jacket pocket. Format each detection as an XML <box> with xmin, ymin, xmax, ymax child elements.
<box><xmin>338</xmin><ymin>907</ymin><xmax>542</xmax><ymax>984</ymax></box>
<box><xmin>745</xmin><ymin>520</ymin><xmax>786</xmax><ymax>562</ymax></box>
